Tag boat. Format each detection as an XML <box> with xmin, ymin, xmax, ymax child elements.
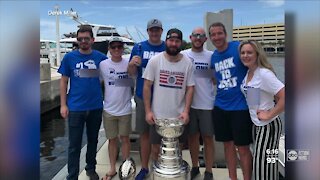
<box><xmin>59</xmin><ymin>9</ymin><xmax>135</xmax><ymax>59</ymax></box>
<box><xmin>40</xmin><ymin>39</ymin><xmax>72</xmax><ymax>66</ymax></box>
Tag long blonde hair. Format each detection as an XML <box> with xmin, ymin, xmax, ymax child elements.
<box><xmin>239</xmin><ymin>40</ymin><xmax>276</xmax><ymax>74</ymax></box>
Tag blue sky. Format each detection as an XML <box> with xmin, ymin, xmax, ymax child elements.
<box><xmin>39</xmin><ymin>0</ymin><xmax>310</xmax><ymax>42</ymax></box>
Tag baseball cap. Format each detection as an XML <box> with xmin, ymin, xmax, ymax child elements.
<box><xmin>147</xmin><ymin>19</ymin><xmax>162</xmax><ymax>29</ymax></box>
<box><xmin>166</xmin><ymin>28</ymin><xmax>183</xmax><ymax>41</ymax></box>
<box><xmin>109</xmin><ymin>36</ymin><xmax>124</xmax><ymax>44</ymax></box>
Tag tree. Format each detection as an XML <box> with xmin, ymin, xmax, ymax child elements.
<box><xmin>181</xmin><ymin>40</ymin><xmax>192</xmax><ymax>50</ymax></box>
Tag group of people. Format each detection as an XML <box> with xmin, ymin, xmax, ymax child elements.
<box><xmin>58</xmin><ymin>19</ymin><xmax>285</xmax><ymax>180</ymax></box>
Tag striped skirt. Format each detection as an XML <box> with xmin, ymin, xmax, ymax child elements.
<box><xmin>252</xmin><ymin>117</ymin><xmax>282</xmax><ymax>180</ymax></box>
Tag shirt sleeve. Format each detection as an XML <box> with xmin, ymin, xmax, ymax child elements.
<box><xmin>99</xmin><ymin>60</ymin><xmax>106</xmax><ymax>81</ymax></box>
<box><xmin>101</xmin><ymin>54</ymin><xmax>108</xmax><ymax>61</ymax></box>
<box><xmin>57</xmin><ymin>54</ymin><xmax>70</xmax><ymax>77</ymax></box>
<box><xmin>97</xmin><ymin>53</ymin><xmax>108</xmax><ymax>68</ymax></box>
<box><xmin>186</xmin><ymin>61</ymin><xmax>195</xmax><ymax>86</ymax></box>
<box><xmin>208</xmin><ymin>51</ymin><xmax>214</xmax><ymax>69</ymax></box>
<box><xmin>142</xmin><ymin>56</ymin><xmax>156</xmax><ymax>82</ymax></box>
<box><xmin>260</xmin><ymin>69</ymin><xmax>284</xmax><ymax>95</ymax></box>
<box><xmin>129</xmin><ymin>43</ymin><xmax>139</xmax><ymax>61</ymax></box>
<box><xmin>210</xmin><ymin>51</ymin><xmax>215</xmax><ymax>69</ymax></box>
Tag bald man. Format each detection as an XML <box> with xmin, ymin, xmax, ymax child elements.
<box><xmin>182</xmin><ymin>27</ymin><xmax>215</xmax><ymax>180</ymax></box>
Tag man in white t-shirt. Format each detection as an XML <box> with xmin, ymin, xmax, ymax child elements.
<box><xmin>182</xmin><ymin>27</ymin><xmax>215</xmax><ymax>180</ymax></box>
<box><xmin>143</xmin><ymin>28</ymin><xmax>195</xmax><ymax>160</ymax></box>
<box><xmin>100</xmin><ymin>37</ymin><xmax>133</xmax><ymax>180</ymax></box>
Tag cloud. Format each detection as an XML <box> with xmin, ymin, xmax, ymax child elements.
<box><xmin>117</xmin><ymin>6</ymin><xmax>151</xmax><ymax>11</ymax></box>
<box><xmin>175</xmin><ymin>0</ymin><xmax>206</xmax><ymax>6</ymax></box>
<box><xmin>91</xmin><ymin>5</ymin><xmax>150</xmax><ymax>11</ymax></box>
<box><xmin>40</xmin><ymin>18</ymin><xmax>78</xmax><ymax>40</ymax></box>
<box><xmin>90</xmin><ymin>1</ymin><xmax>171</xmax><ymax>11</ymax></box>
<box><xmin>259</xmin><ymin>0</ymin><xmax>285</xmax><ymax>7</ymax></box>
<box><xmin>80</xmin><ymin>0</ymin><xmax>89</xmax><ymax>5</ymax></box>
<box><xmin>253</xmin><ymin>17</ymin><xmax>284</xmax><ymax>26</ymax></box>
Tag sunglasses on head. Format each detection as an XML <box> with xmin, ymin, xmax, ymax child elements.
<box><xmin>191</xmin><ymin>33</ymin><xmax>206</xmax><ymax>39</ymax></box>
<box><xmin>110</xmin><ymin>45</ymin><xmax>123</xmax><ymax>49</ymax></box>
<box><xmin>77</xmin><ymin>37</ymin><xmax>91</xmax><ymax>42</ymax></box>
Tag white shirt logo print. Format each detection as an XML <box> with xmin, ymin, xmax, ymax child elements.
<box><xmin>76</xmin><ymin>60</ymin><xmax>97</xmax><ymax>69</ymax></box>
<box><xmin>215</xmin><ymin>57</ymin><xmax>237</xmax><ymax>90</ymax></box>
<box><xmin>74</xmin><ymin>60</ymin><xmax>98</xmax><ymax>77</ymax></box>
<box><xmin>84</xmin><ymin>60</ymin><xmax>97</xmax><ymax>69</ymax></box>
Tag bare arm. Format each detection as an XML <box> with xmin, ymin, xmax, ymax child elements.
<box><xmin>143</xmin><ymin>79</ymin><xmax>155</xmax><ymax>124</ymax></box>
<box><xmin>258</xmin><ymin>87</ymin><xmax>285</xmax><ymax>121</ymax></box>
<box><xmin>127</xmin><ymin>55</ymin><xmax>141</xmax><ymax>77</ymax></box>
<box><xmin>60</xmin><ymin>76</ymin><xmax>69</xmax><ymax>119</ymax></box>
<box><xmin>179</xmin><ymin>85</ymin><xmax>194</xmax><ymax>124</ymax></box>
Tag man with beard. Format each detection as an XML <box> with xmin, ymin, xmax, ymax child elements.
<box><xmin>128</xmin><ymin>18</ymin><xmax>165</xmax><ymax>180</ymax></box>
<box><xmin>181</xmin><ymin>27</ymin><xmax>215</xmax><ymax>180</ymax></box>
<box><xmin>58</xmin><ymin>25</ymin><xmax>107</xmax><ymax>180</ymax></box>
<box><xmin>143</xmin><ymin>28</ymin><xmax>195</xmax><ymax>161</ymax></box>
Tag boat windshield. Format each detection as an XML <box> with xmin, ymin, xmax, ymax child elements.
<box><xmin>97</xmin><ymin>27</ymin><xmax>120</xmax><ymax>37</ymax></box>
<box><xmin>40</xmin><ymin>41</ymin><xmax>56</xmax><ymax>49</ymax></box>
<box><xmin>40</xmin><ymin>41</ymin><xmax>73</xmax><ymax>49</ymax></box>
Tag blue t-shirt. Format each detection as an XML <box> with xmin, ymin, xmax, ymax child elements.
<box><xmin>211</xmin><ymin>41</ymin><xmax>248</xmax><ymax>110</ymax></box>
<box><xmin>58</xmin><ymin>50</ymin><xmax>107</xmax><ymax>111</ymax></box>
<box><xmin>129</xmin><ymin>40</ymin><xmax>166</xmax><ymax>99</ymax></box>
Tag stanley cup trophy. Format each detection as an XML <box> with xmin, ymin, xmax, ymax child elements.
<box><xmin>153</xmin><ymin>118</ymin><xmax>190</xmax><ymax>179</ymax></box>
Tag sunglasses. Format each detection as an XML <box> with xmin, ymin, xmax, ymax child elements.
<box><xmin>191</xmin><ymin>33</ymin><xmax>206</xmax><ymax>39</ymax></box>
<box><xmin>110</xmin><ymin>45</ymin><xmax>124</xmax><ymax>49</ymax></box>
<box><xmin>77</xmin><ymin>37</ymin><xmax>91</xmax><ymax>42</ymax></box>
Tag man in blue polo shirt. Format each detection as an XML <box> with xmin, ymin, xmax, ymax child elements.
<box><xmin>58</xmin><ymin>25</ymin><xmax>107</xmax><ymax>180</ymax></box>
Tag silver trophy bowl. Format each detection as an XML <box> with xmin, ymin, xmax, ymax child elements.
<box><xmin>119</xmin><ymin>158</ymin><xmax>136</xmax><ymax>180</ymax></box>
<box><xmin>155</xmin><ymin>118</ymin><xmax>184</xmax><ymax>138</ymax></box>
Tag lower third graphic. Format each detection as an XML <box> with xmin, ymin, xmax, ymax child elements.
<box><xmin>287</xmin><ymin>149</ymin><xmax>310</xmax><ymax>161</ymax></box>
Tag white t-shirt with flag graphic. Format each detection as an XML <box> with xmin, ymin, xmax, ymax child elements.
<box><xmin>143</xmin><ymin>52</ymin><xmax>195</xmax><ymax>119</ymax></box>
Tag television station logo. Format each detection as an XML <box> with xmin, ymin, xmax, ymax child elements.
<box><xmin>287</xmin><ymin>149</ymin><xmax>310</xmax><ymax>161</ymax></box>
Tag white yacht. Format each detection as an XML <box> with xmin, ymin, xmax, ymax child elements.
<box><xmin>60</xmin><ymin>27</ymin><xmax>134</xmax><ymax>59</ymax></box>
<box><xmin>60</xmin><ymin>11</ymin><xmax>135</xmax><ymax>59</ymax></box>
<box><xmin>40</xmin><ymin>39</ymin><xmax>72</xmax><ymax>66</ymax></box>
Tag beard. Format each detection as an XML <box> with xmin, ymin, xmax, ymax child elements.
<box><xmin>165</xmin><ymin>46</ymin><xmax>181</xmax><ymax>56</ymax></box>
<box><xmin>78</xmin><ymin>42</ymin><xmax>91</xmax><ymax>51</ymax></box>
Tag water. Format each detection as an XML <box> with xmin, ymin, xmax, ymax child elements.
<box><xmin>40</xmin><ymin>55</ymin><xmax>285</xmax><ymax>179</ymax></box>
<box><xmin>269</xmin><ymin>55</ymin><xmax>285</xmax><ymax>83</ymax></box>
<box><xmin>268</xmin><ymin>55</ymin><xmax>285</xmax><ymax>132</ymax></box>
<box><xmin>40</xmin><ymin>108</ymin><xmax>87</xmax><ymax>180</ymax></box>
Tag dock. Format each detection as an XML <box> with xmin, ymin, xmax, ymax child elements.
<box><xmin>52</xmin><ymin>127</ymin><xmax>245</xmax><ymax>180</ymax></box>
<box><xmin>40</xmin><ymin>65</ymin><xmax>61</xmax><ymax>114</ymax></box>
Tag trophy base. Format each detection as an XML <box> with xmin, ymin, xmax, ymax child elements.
<box><xmin>152</xmin><ymin>160</ymin><xmax>190</xmax><ymax>180</ymax></box>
